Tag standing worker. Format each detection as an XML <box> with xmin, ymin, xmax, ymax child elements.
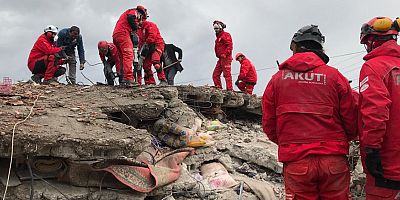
<box><xmin>113</xmin><ymin>6</ymin><xmax>145</xmax><ymax>86</ymax></box>
<box><xmin>212</xmin><ymin>20</ymin><xmax>233</xmax><ymax>91</ymax></box>
<box><xmin>98</xmin><ymin>41</ymin><xmax>121</xmax><ymax>86</ymax></box>
<box><xmin>137</xmin><ymin>11</ymin><xmax>167</xmax><ymax>85</ymax></box>
<box><xmin>358</xmin><ymin>16</ymin><xmax>400</xmax><ymax>199</ymax></box>
<box><xmin>161</xmin><ymin>43</ymin><xmax>183</xmax><ymax>85</ymax></box>
<box><xmin>56</xmin><ymin>26</ymin><xmax>85</xmax><ymax>85</ymax></box>
<box><xmin>262</xmin><ymin>25</ymin><xmax>358</xmax><ymax>199</ymax></box>
<box><xmin>234</xmin><ymin>52</ymin><xmax>257</xmax><ymax>94</ymax></box>
<box><xmin>28</xmin><ymin>25</ymin><xmax>66</xmax><ymax>84</ymax></box>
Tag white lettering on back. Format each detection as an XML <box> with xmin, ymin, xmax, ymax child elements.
<box><xmin>283</xmin><ymin>71</ymin><xmax>294</xmax><ymax>80</ymax></box>
<box><xmin>395</xmin><ymin>191</ymin><xmax>400</xmax><ymax>199</ymax></box>
<box><xmin>282</xmin><ymin>70</ymin><xmax>326</xmax><ymax>85</ymax></box>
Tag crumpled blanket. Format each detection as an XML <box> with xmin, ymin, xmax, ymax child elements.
<box><xmin>92</xmin><ymin>148</ymin><xmax>194</xmax><ymax>193</ymax></box>
<box><xmin>233</xmin><ymin>175</ymin><xmax>278</xmax><ymax>200</ymax></box>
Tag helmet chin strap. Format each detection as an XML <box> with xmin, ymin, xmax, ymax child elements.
<box><xmin>365</xmin><ymin>35</ymin><xmax>394</xmax><ymax>52</ymax></box>
<box><xmin>364</xmin><ymin>44</ymin><xmax>372</xmax><ymax>53</ymax></box>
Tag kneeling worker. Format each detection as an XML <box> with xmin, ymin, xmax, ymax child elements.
<box><xmin>98</xmin><ymin>41</ymin><xmax>121</xmax><ymax>85</ymax></box>
<box><xmin>234</xmin><ymin>52</ymin><xmax>257</xmax><ymax>94</ymax></box>
<box><xmin>28</xmin><ymin>25</ymin><xmax>66</xmax><ymax>84</ymax></box>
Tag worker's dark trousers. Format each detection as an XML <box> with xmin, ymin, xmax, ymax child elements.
<box><xmin>165</xmin><ymin>67</ymin><xmax>178</xmax><ymax>85</ymax></box>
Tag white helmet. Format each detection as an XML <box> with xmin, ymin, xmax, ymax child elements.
<box><xmin>44</xmin><ymin>25</ymin><xmax>58</xmax><ymax>34</ymax></box>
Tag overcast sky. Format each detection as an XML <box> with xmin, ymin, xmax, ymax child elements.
<box><xmin>0</xmin><ymin>0</ymin><xmax>399</xmax><ymax>95</ymax></box>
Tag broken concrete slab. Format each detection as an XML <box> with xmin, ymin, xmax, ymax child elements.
<box><xmin>227</xmin><ymin>142</ymin><xmax>282</xmax><ymax>174</ymax></box>
<box><xmin>0</xmin><ymin>83</ymin><xmax>174</xmax><ymax>159</ymax></box>
<box><xmin>176</xmin><ymin>85</ymin><xmax>262</xmax><ymax>116</ymax></box>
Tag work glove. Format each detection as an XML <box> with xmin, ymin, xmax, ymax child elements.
<box><xmin>365</xmin><ymin>148</ymin><xmax>384</xmax><ymax>178</ymax></box>
<box><xmin>103</xmin><ymin>63</ymin><xmax>115</xmax><ymax>86</ymax></box>
<box><xmin>148</xmin><ymin>44</ymin><xmax>156</xmax><ymax>53</ymax></box>
<box><xmin>55</xmin><ymin>50</ymin><xmax>67</xmax><ymax>59</ymax></box>
<box><xmin>140</xmin><ymin>44</ymin><xmax>150</xmax><ymax>57</ymax></box>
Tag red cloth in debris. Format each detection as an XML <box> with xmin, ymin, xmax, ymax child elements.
<box><xmin>98</xmin><ymin>148</ymin><xmax>194</xmax><ymax>193</ymax></box>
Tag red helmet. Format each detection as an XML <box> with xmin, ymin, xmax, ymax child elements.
<box><xmin>136</xmin><ymin>5</ymin><xmax>148</xmax><ymax>19</ymax></box>
<box><xmin>98</xmin><ymin>41</ymin><xmax>108</xmax><ymax>52</ymax></box>
<box><xmin>235</xmin><ymin>52</ymin><xmax>244</xmax><ymax>61</ymax></box>
<box><xmin>360</xmin><ymin>17</ymin><xmax>399</xmax><ymax>44</ymax></box>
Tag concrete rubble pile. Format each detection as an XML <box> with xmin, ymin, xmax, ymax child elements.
<box><xmin>0</xmin><ymin>82</ymin><xmax>365</xmax><ymax>199</ymax></box>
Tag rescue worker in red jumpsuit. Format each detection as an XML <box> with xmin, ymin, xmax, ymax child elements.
<box><xmin>137</xmin><ymin>10</ymin><xmax>167</xmax><ymax>85</ymax></box>
<box><xmin>113</xmin><ymin>6</ymin><xmax>144</xmax><ymax>86</ymax></box>
<box><xmin>212</xmin><ymin>20</ymin><xmax>233</xmax><ymax>91</ymax></box>
<box><xmin>234</xmin><ymin>52</ymin><xmax>257</xmax><ymax>94</ymax></box>
<box><xmin>358</xmin><ymin>16</ymin><xmax>400</xmax><ymax>199</ymax></box>
<box><xmin>28</xmin><ymin>25</ymin><xmax>66</xmax><ymax>84</ymax></box>
<box><xmin>98</xmin><ymin>41</ymin><xmax>121</xmax><ymax>86</ymax></box>
<box><xmin>262</xmin><ymin>25</ymin><xmax>358</xmax><ymax>199</ymax></box>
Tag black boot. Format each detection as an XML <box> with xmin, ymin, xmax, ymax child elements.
<box><xmin>31</xmin><ymin>74</ymin><xmax>43</xmax><ymax>84</ymax></box>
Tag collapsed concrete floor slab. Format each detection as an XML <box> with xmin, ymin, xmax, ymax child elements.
<box><xmin>0</xmin><ymin>83</ymin><xmax>157</xmax><ymax>160</ymax></box>
<box><xmin>0</xmin><ymin>82</ymin><xmax>365</xmax><ymax>199</ymax></box>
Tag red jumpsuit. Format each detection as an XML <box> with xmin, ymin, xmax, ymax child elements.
<box><xmin>237</xmin><ymin>57</ymin><xmax>257</xmax><ymax>94</ymax></box>
<box><xmin>99</xmin><ymin>42</ymin><xmax>121</xmax><ymax>75</ymax></box>
<box><xmin>213</xmin><ymin>30</ymin><xmax>233</xmax><ymax>90</ymax></box>
<box><xmin>359</xmin><ymin>40</ymin><xmax>400</xmax><ymax>199</ymax></box>
<box><xmin>262</xmin><ymin>52</ymin><xmax>357</xmax><ymax>199</ymax></box>
<box><xmin>112</xmin><ymin>9</ymin><xmax>138</xmax><ymax>82</ymax></box>
<box><xmin>27</xmin><ymin>34</ymin><xmax>63</xmax><ymax>81</ymax></box>
<box><xmin>138</xmin><ymin>21</ymin><xmax>166</xmax><ymax>85</ymax></box>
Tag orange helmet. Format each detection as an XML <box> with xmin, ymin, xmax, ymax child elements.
<box><xmin>360</xmin><ymin>17</ymin><xmax>399</xmax><ymax>44</ymax></box>
<box><xmin>136</xmin><ymin>5</ymin><xmax>148</xmax><ymax>19</ymax></box>
<box><xmin>98</xmin><ymin>41</ymin><xmax>108</xmax><ymax>52</ymax></box>
<box><xmin>235</xmin><ymin>52</ymin><xmax>244</xmax><ymax>61</ymax></box>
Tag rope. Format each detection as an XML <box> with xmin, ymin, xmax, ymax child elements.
<box><xmin>32</xmin><ymin>174</ymin><xmax>71</xmax><ymax>200</ymax></box>
<box><xmin>331</xmin><ymin>53</ymin><xmax>363</xmax><ymax>67</ymax></box>
<box><xmin>2</xmin><ymin>95</ymin><xmax>40</xmax><ymax>200</ymax></box>
<box><xmin>176</xmin><ymin>66</ymin><xmax>277</xmax><ymax>85</ymax></box>
<box><xmin>330</xmin><ymin>50</ymin><xmax>365</xmax><ymax>58</ymax></box>
<box><xmin>85</xmin><ymin>60</ymin><xmax>103</xmax><ymax>67</ymax></box>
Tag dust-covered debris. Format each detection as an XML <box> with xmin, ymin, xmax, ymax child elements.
<box><xmin>0</xmin><ymin>82</ymin><xmax>365</xmax><ymax>200</ymax></box>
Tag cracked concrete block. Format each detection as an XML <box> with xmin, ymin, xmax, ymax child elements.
<box><xmin>227</xmin><ymin>143</ymin><xmax>282</xmax><ymax>174</ymax></box>
<box><xmin>168</xmin><ymin>98</ymin><xmax>185</xmax><ymax>108</ymax></box>
<box><xmin>184</xmin><ymin>147</ymin><xmax>225</xmax><ymax>170</ymax></box>
<box><xmin>159</xmin><ymin>87</ymin><xmax>179</xmax><ymax>100</ymax></box>
<box><xmin>222</xmin><ymin>92</ymin><xmax>245</xmax><ymax>107</ymax></box>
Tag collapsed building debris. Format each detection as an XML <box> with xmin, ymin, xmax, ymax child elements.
<box><xmin>0</xmin><ymin>82</ymin><xmax>365</xmax><ymax>199</ymax></box>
